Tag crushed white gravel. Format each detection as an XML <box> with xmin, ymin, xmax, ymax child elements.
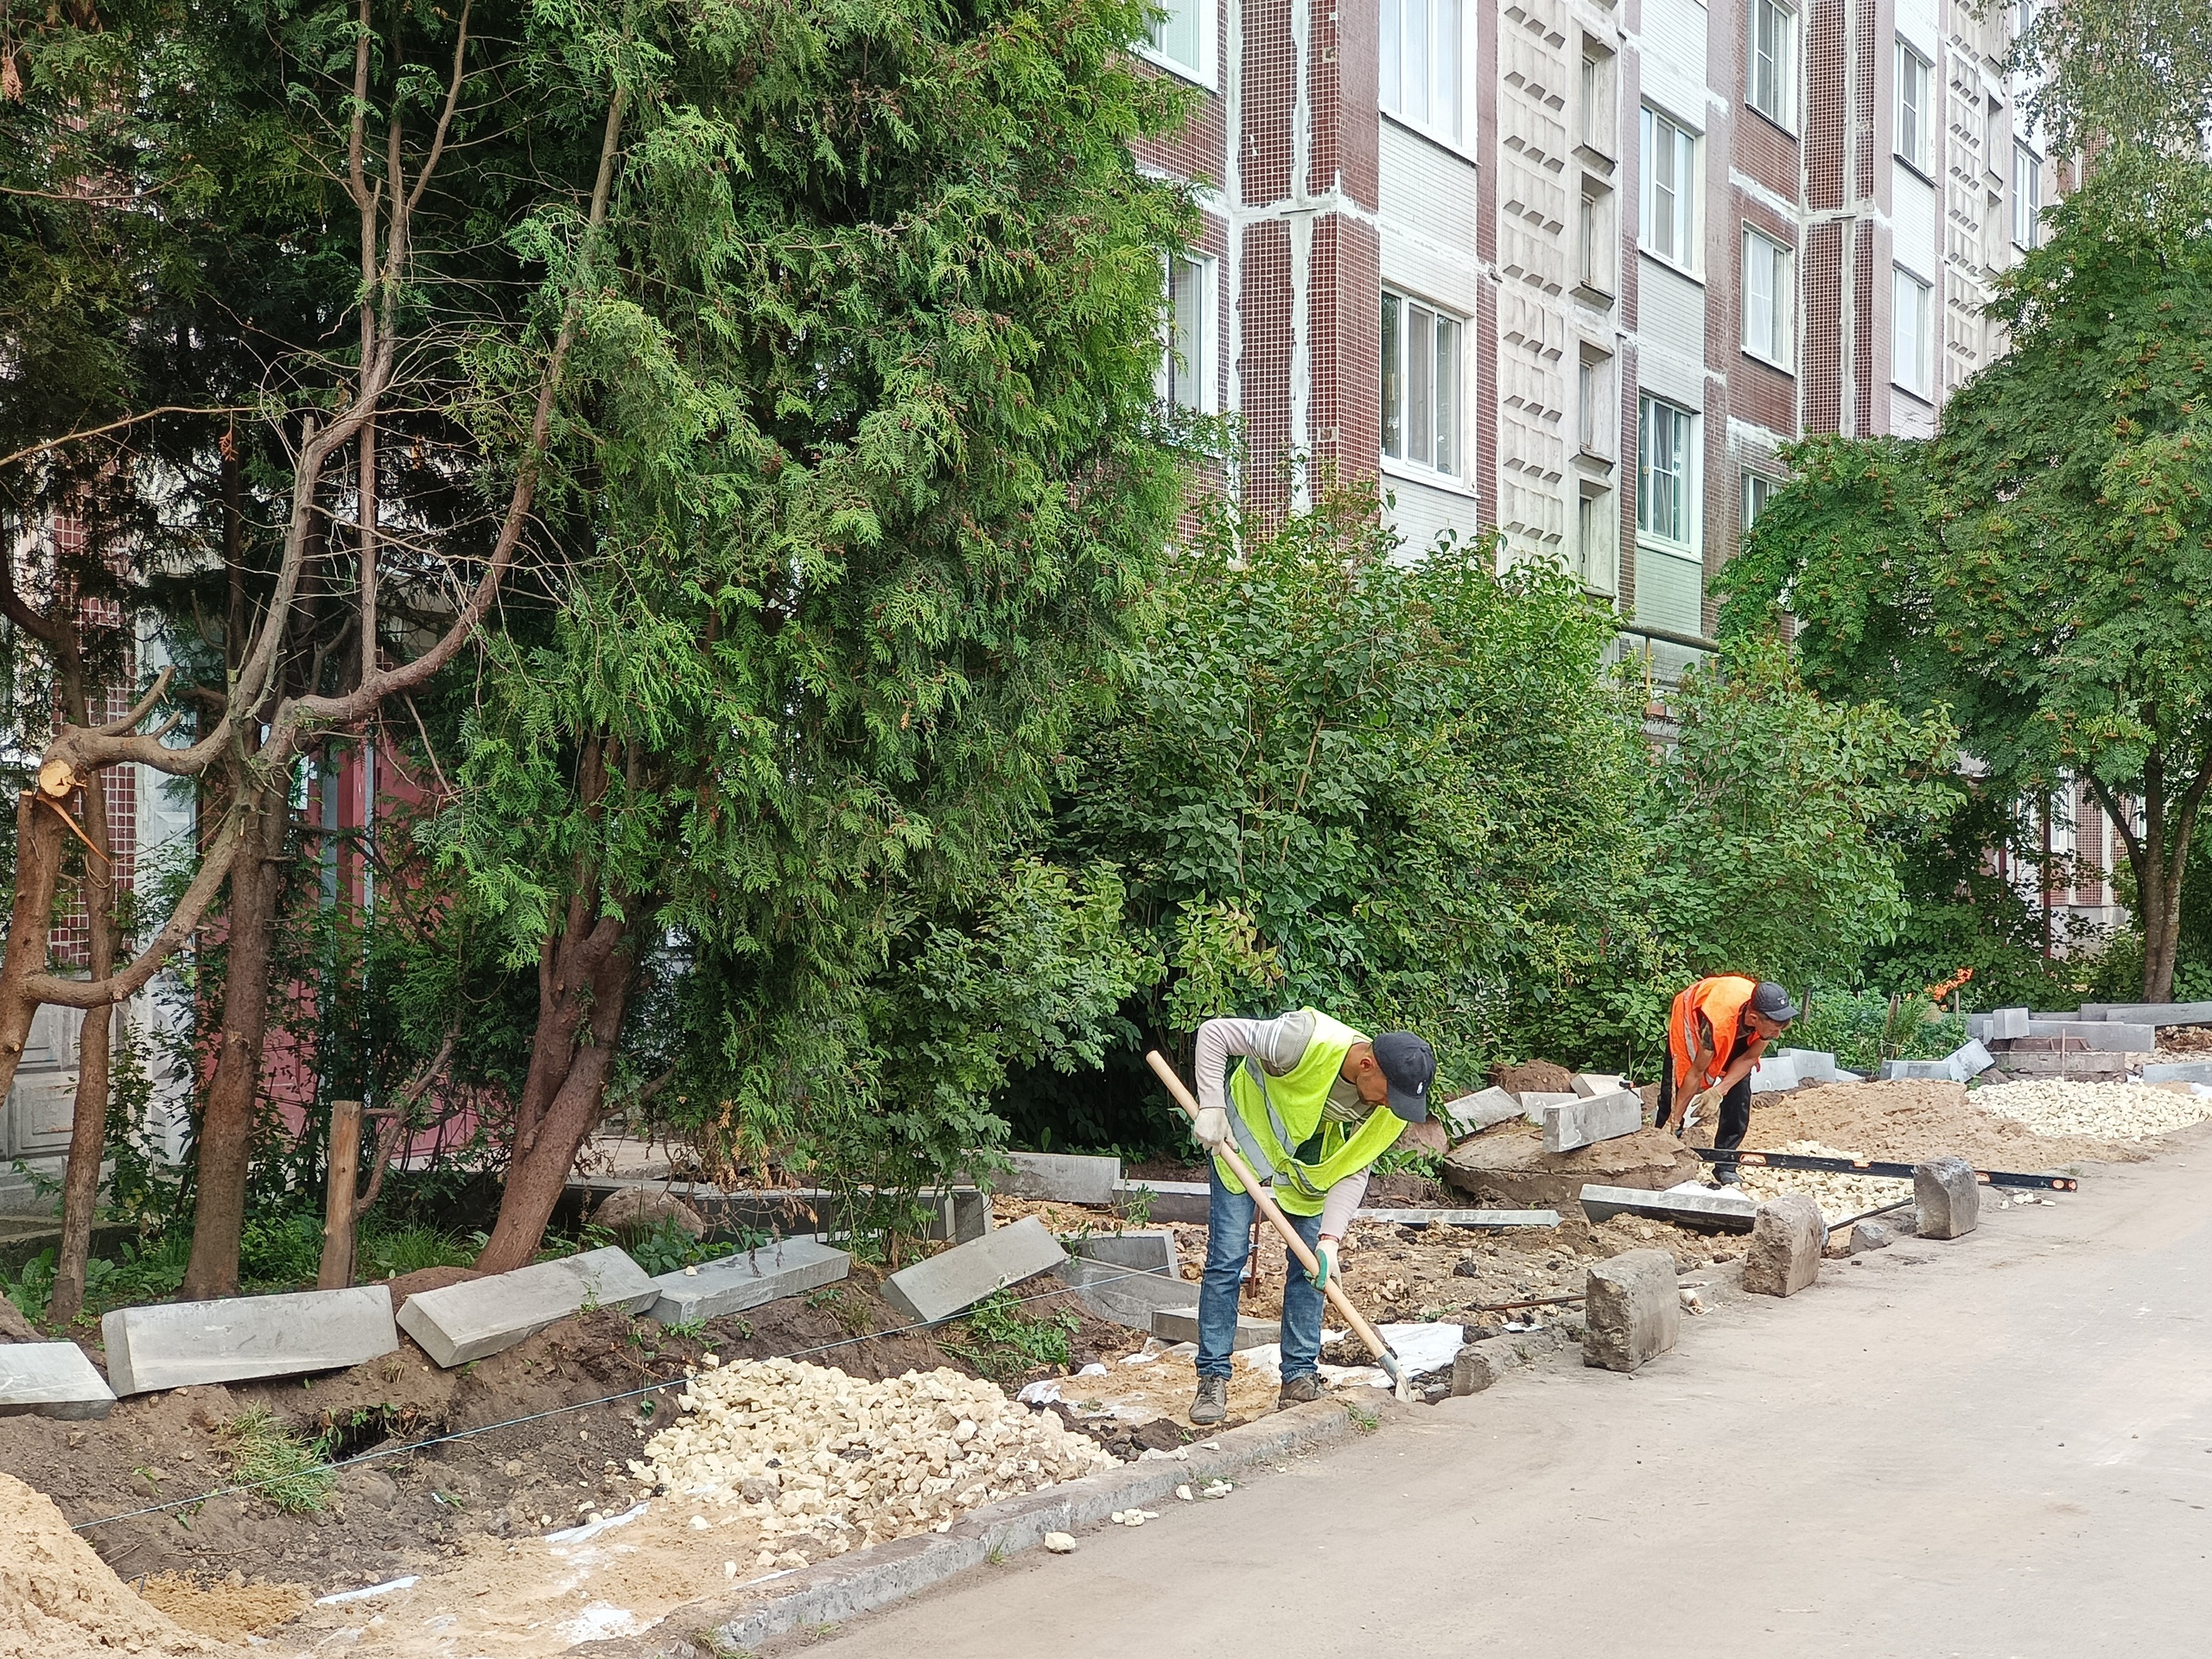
<box><xmin>631</xmin><ymin>1358</ymin><xmax>1112</xmax><ymax>1569</ymax></box>
<box><xmin>1972</xmin><ymin>1080</ymin><xmax>2212</xmax><ymax>1141</ymax></box>
<box><xmin>1734</xmin><ymin>1140</ymin><xmax>1911</xmax><ymax>1223</ymax></box>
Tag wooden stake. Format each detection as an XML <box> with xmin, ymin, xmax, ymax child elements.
<box><xmin>319</xmin><ymin>1097</ymin><xmax>364</xmax><ymax>1289</ymax></box>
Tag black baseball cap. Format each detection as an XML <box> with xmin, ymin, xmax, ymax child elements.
<box><xmin>1752</xmin><ymin>982</ymin><xmax>1801</xmax><ymax>1025</ymax></box>
<box><xmin>1372</xmin><ymin>1032</ymin><xmax>1437</xmax><ymax>1122</ymax></box>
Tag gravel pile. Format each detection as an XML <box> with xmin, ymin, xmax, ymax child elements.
<box><xmin>1735</xmin><ymin>1141</ymin><xmax>1910</xmax><ymax>1223</ymax></box>
<box><xmin>1974</xmin><ymin>1080</ymin><xmax>2212</xmax><ymax>1141</ymax></box>
<box><xmin>631</xmin><ymin>1358</ymin><xmax>1114</xmax><ymax>1569</ymax></box>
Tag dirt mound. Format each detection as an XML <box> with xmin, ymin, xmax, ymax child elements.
<box><xmin>137</xmin><ymin>1573</ymin><xmax>308</xmax><ymax>1642</ymax></box>
<box><xmin>1441</xmin><ymin>1126</ymin><xmax>1703</xmax><ymax>1207</ymax></box>
<box><xmin>0</xmin><ymin>1471</ymin><xmax>221</xmax><ymax>1659</ymax></box>
<box><xmin>1732</xmin><ymin>1079</ymin><xmax>2137</xmax><ymax>1168</ymax></box>
<box><xmin>381</xmin><ymin>1263</ymin><xmax>482</xmax><ymax>1303</ymax></box>
<box><xmin>1490</xmin><ymin>1059</ymin><xmax>1573</xmax><ymax>1096</ymax></box>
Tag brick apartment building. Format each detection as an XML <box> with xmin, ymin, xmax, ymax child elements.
<box><xmin>1131</xmin><ymin>0</ymin><xmax>2062</xmax><ymax>686</ymax></box>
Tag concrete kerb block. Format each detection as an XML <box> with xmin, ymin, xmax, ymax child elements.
<box><xmin>1112</xmin><ymin>1180</ymin><xmax>1210</xmax><ymax>1224</ymax></box>
<box><xmin>990</xmin><ymin>1152</ymin><xmax>1122</xmax><ymax>1206</ymax></box>
<box><xmin>1570</xmin><ymin>1071</ymin><xmax>1632</xmax><ymax>1099</ymax></box>
<box><xmin>1450</xmin><ymin>1342</ymin><xmax>1499</xmax><ymax>1395</ymax></box>
<box><xmin>1945</xmin><ymin>1039</ymin><xmax>1995</xmax><ymax>1083</ymax></box>
<box><xmin>880</xmin><ymin>1214</ymin><xmax>1067</xmax><ymax>1326</ymax></box>
<box><xmin>1777</xmin><ymin>1048</ymin><xmax>1840</xmax><ymax>1083</ymax></box>
<box><xmin>1436</xmin><ymin>1086</ymin><xmax>1523</xmax><ymax>1137</ymax></box>
<box><xmin>1578</xmin><ymin>1183</ymin><xmax>1758</xmax><ymax>1233</ymax></box>
<box><xmin>397</xmin><ymin>1246</ymin><xmax>656</xmax><ymax>1370</ymax></box>
<box><xmin>2080</xmin><ymin>1001</ymin><xmax>2212</xmax><ymax>1026</ymax></box>
<box><xmin>1070</xmin><ymin>1229</ymin><xmax>1178</xmax><ymax>1276</ymax></box>
<box><xmin>1741</xmin><ymin>1195</ymin><xmax>1823</xmax><ymax>1297</ymax></box>
<box><xmin>2143</xmin><ymin>1060</ymin><xmax>2212</xmax><ymax>1085</ymax></box>
<box><xmin>1151</xmin><ymin>1306</ymin><xmax>1277</xmax><ymax>1348</ymax></box>
<box><xmin>648</xmin><ymin>1236</ymin><xmax>849</xmax><ymax>1326</ymax></box>
<box><xmin>1518</xmin><ymin>1090</ymin><xmax>1577</xmax><ymax>1124</ymax></box>
<box><xmin>1582</xmin><ymin>1249</ymin><xmax>1680</xmax><ymax>1372</ymax></box>
<box><xmin>1915</xmin><ymin>1156</ymin><xmax>1980</xmax><ymax>1240</ymax></box>
<box><xmin>1541</xmin><ymin>1089</ymin><xmax>1642</xmax><ymax>1154</ymax></box>
<box><xmin>0</xmin><ymin>1340</ymin><xmax>117</xmax><ymax>1419</ymax></box>
<box><xmin>104</xmin><ymin>1284</ymin><xmax>400</xmax><ymax>1396</ymax></box>
<box><xmin>1750</xmin><ymin>1054</ymin><xmax>1801</xmax><ymax>1094</ymax></box>
<box><xmin>2024</xmin><ymin>1020</ymin><xmax>2157</xmax><ymax>1052</ymax></box>
<box><xmin>1880</xmin><ymin>1058</ymin><xmax>1955</xmax><ymax>1081</ymax></box>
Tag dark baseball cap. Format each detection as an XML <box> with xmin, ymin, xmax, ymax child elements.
<box><xmin>1752</xmin><ymin>982</ymin><xmax>1801</xmax><ymax>1025</ymax></box>
<box><xmin>1372</xmin><ymin>1031</ymin><xmax>1437</xmax><ymax>1122</ymax></box>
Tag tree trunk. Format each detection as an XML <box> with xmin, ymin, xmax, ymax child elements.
<box><xmin>180</xmin><ymin>780</ymin><xmax>291</xmax><ymax>1300</ymax></box>
<box><xmin>48</xmin><ymin>766</ymin><xmax>118</xmax><ymax>1329</ymax></box>
<box><xmin>0</xmin><ymin>795</ymin><xmax>71</xmax><ymax>1084</ymax></box>
<box><xmin>472</xmin><ymin>912</ymin><xmax>635</xmax><ymax>1274</ymax></box>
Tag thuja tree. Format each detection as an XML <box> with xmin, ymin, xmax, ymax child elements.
<box><xmin>442</xmin><ymin>0</ymin><xmax>1193</xmax><ymax>1268</ymax></box>
<box><xmin>1718</xmin><ymin>155</ymin><xmax>2212</xmax><ymax>1000</ymax></box>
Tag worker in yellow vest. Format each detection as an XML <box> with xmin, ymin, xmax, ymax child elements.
<box><xmin>1185</xmin><ymin>1009</ymin><xmax>1444</xmax><ymax>1424</ymax></box>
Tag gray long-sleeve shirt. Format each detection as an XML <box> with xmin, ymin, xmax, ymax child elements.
<box><xmin>1193</xmin><ymin>1011</ymin><xmax>1372</xmax><ymax>1236</ymax></box>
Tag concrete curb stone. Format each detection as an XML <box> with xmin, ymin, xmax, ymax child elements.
<box><xmin>574</xmin><ymin>1399</ymin><xmax>1361</xmax><ymax>1657</ymax></box>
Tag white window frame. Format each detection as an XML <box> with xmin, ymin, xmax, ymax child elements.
<box><xmin>1742</xmin><ymin>469</ymin><xmax>1778</xmax><ymax>532</ymax></box>
<box><xmin>1637</xmin><ymin>392</ymin><xmax>1700</xmax><ymax>553</ymax></box>
<box><xmin>1380</xmin><ymin>0</ymin><xmax>1466</xmax><ymax>148</ymax></box>
<box><xmin>1892</xmin><ymin>265</ymin><xmax>1932</xmax><ymax>401</ymax></box>
<box><xmin>1578</xmin><ymin>181</ymin><xmax>1616</xmax><ymax>299</ymax></box>
<box><xmin>1159</xmin><ymin>251</ymin><xmax>1217</xmax><ymax>415</ymax></box>
<box><xmin>1745</xmin><ymin>0</ymin><xmax>1796</xmax><ymax>131</ymax></box>
<box><xmin>1895</xmin><ymin>41</ymin><xmax>1930</xmax><ymax>173</ymax></box>
<box><xmin>1639</xmin><ymin>105</ymin><xmax>1701</xmax><ymax>276</ymax></box>
<box><xmin>1580</xmin><ymin>43</ymin><xmax>1617</xmax><ymax>158</ymax></box>
<box><xmin>1381</xmin><ymin>288</ymin><xmax>1467</xmax><ymax>484</ymax></box>
<box><xmin>1579</xmin><ymin>347</ymin><xmax>1616</xmax><ymax>460</ymax></box>
<box><xmin>2012</xmin><ymin>143</ymin><xmax>2042</xmax><ymax>248</ymax></box>
<box><xmin>1141</xmin><ymin>0</ymin><xmax>1217</xmax><ymax>89</ymax></box>
<box><xmin>1741</xmin><ymin>226</ymin><xmax>1794</xmax><ymax>369</ymax></box>
<box><xmin>1577</xmin><ymin>486</ymin><xmax>1618</xmax><ymax>596</ymax></box>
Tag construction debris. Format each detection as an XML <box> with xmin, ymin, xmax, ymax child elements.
<box><xmin>632</xmin><ymin>1357</ymin><xmax>1114</xmax><ymax>1560</ymax></box>
<box><xmin>1582</xmin><ymin>1249</ymin><xmax>1678</xmax><ymax>1373</ymax></box>
<box><xmin>1741</xmin><ymin>1197</ymin><xmax>1823</xmax><ymax>1297</ymax></box>
<box><xmin>1914</xmin><ymin>1157</ymin><xmax>1980</xmax><ymax>1240</ymax></box>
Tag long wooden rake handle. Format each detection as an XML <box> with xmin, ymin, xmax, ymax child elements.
<box><xmin>1145</xmin><ymin>1049</ymin><xmax>1408</xmax><ymax>1389</ymax></box>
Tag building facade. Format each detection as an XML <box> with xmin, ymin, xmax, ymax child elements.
<box><xmin>1133</xmin><ymin>0</ymin><xmax>2060</xmax><ymax>682</ymax></box>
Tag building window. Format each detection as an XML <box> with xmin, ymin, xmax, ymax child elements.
<box><xmin>1144</xmin><ymin>0</ymin><xmax>1213</xmax><ymax>85</ymax></box>
<box><xmin>1580</xmin><ymin>43</ymin><xmax>1616</xmax><ymax>156</ymax></box>
<box><xmin>1579</xmin><ymin>347</ymin><xmax>1616</xmax><ymax>458</ymax></box>
<box><xmin>2012</xmin><ymin>143</ymin><xmax>2041</xmax><ymax>247</ymax></box>
<box><xmin>1381</xmin><ymin>289</ymin><xmax>1463</xmax><ymax>477</ymax></box>
<box><xmin>1577</xmin><ymin>487</ymin><xmax>1618</xmax><ymax>594</ymax></box>
<box><xmin>1639</xmin><ymin>106</ymin><xmax>1699</xmax><ymax>271</ymax></box>
<box><xmin>1578</xmin><ymin>182</ymin><xmax>1615</xmax><ymax>297</ymax></box>
<box><xmin>1892</xmin><ymin>266</ymin><xmax>1932</xmax><ymax>399</ymax></box>
<box><xmin>1896</xmin><ymin>41</ymin><xmax>1929</xmax><ymax>171</ymax></box>
<box><xmin>1381</xmin><ymin>0</ymin><xmax>1463</xmax><ymax>143</ymax></box>
<box><xmin>1742</xmin><ymin>470</ymin><xmax>1777</xmax><ymax>531</ymax></box>
<box><xmin>1160</xmin><ymin>254</ymin><xmax>1212</xmax><ymax>412</ymax></box>
<box><xmin>1742</xmin><ymin>227</ymin><xmax>1793</xmax><ymax>367</ymax></box>
<box><xmin>1746</xmin><ymin>0</ymin><xmax>1796</xmax><ymax>130</ymax></box>
<box><xmin>1637</xmin><ymin>393</ymin><xmax>1698</xmax><ymax>549</ymax></box>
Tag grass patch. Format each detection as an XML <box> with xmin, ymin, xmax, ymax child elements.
<box><xmin>218</xmin><ymin>1408</ymin><xmax>336</xmax><ymax>1514</ymax></box>
<box><xmin>939</xmin><ymin>1288</ymin><xmax>1077</xmax><ymax>1383</ymax></box>
<box><xmin>357</xmin><ymin>1223</ymin><xmax>476</xmax><ymax>1281</ymax></box>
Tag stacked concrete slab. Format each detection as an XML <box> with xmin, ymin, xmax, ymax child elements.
<box><xmin>105</xmin><ymin>1284</ymin><xmax>399</xmax><ymax>1396</ymax></box>
<box><xmin>397</xmin><ymin>1246</ymin><xmax>657</xmax><ymax>1368</ymax></box>
<box><xmin>1541</xmin><ymin>1090</ymin><xmax>1642</xmax><ymax>1154</ymax></box>
<box><xmin>881</xmin><ymin>1214</ymin><xmax>1066</xmax><ymax>1326</ymax></box>
<box><xmin>0</xmin><ymin>1341</ymin><xmax>117</xmax><ymax>1419</ymax></box>
<box><xmin>648</xmin><ymin>1236</ymin><xmax>850</xmax><ymax>1325</ymax></box>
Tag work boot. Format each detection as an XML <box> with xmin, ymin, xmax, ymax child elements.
<box><xmin>1713</xmin><ymin>1164</ymin><xmax>1743</xmax><ymax>1186</ymax></box>
<box><xmin>1189</xmin><ymin>1376</ymin><xmax>1229</xmax><ymax>1425</ymax></box>
<box><xmin>1277</xmin><ymin>1374</ymin><xmax>1325</xmax><ymax>1408</ymax></box>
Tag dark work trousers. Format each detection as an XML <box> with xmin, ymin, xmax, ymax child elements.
<box><xmin>1655</xmin><ymin>1065</ymin><xmax>1754</xmax><ymax>1149</ymax></box>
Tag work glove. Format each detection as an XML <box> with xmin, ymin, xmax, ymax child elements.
<box><xmin>1313</xmin><ymin>1236</ymin><xmax>1340</xmax><ymax>1290</ymax></box>
<box><xmin>1686</xmin><ymin>1084</ymin><xmax>1726</xmax><ymax>1128</ymax></box>
<box><xmin>1192</xmin><ymin>1107</ymin><xmax>1230</xmax><ymax>1150</ymax></box>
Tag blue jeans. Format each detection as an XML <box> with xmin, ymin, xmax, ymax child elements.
<box><xmin>1197</xmin><ymin>1160</ymin><xmax>1325</xmax><ymax>1381</ymax></box>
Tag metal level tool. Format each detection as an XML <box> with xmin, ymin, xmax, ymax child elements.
<box><xmin>1698</xmin><ymin>1148</ymin><xmax>2078</xmax><ymax>1191</ymax></box>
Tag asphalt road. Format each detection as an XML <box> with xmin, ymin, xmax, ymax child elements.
<box><xmin>790</xmin><ymin>1127</ymin><xmax>2212</xmax><ymax>1658</ymax></box>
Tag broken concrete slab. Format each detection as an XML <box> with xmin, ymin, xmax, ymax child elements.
<box><xmin>1741</xmin><ymin>1196</ymin><xmax>1823</xmax><ymax>1297</ymax></box>
<box><xmin>990</xmin><ymin>1152</ymin><xmax>1122</xmax><ymax>1207</ymax></box>
<box><xmin>1446</xmin><ymin>1128</ymin><xmax>1702</xmax><ymax>1210</ymax></box>
<box><xmin>648</xmin><ymin>1236</ymin><xmax>850</xmax><ymax>1325</ymax></box>
<box><xmin>1541</xmin><ymin>1089</ymin><xmax>1642</xmax><ymax>1154</ymax></box>
<box><xmin>1576</xmin><ymin>1182</ymin><xmax>1757</xmax><ymax>1234</ymax></box>
<box><xmin>397</xmin><ymin>1247</ymin><xmax>656</xmax><ymax>1369</ymax></box>
<box><xmin>1112</xmin><ymin>1180</ymin><xmax>1210</xmax><ymax>1224</ymax></box>
<box><xmin>1570</xmin><ymin>1071</ymin><xmax>1632</xmax><ymax>1099</ymax></box>
<box><xmin>0</xmin><ymin>1340</ymin><xmax>116</xmax><ymax>1420</ymax></box>
<box><xmin>1071</xmin><ymin>1230</ymin><xmax>1179</xmax><ymax>1276</ymax></box>
<box><xmin>105</xmin><ymin>1284</ymin><xmax>400</xmax><ymax>1395</ymax></box>
<box><xmin>2142</xmin><ymin>1061</ymin><xmax>2212</xmax><ymax>1084</ymax></box>
<box><xmin>1436</xmin><ymin>1086</ymin><xmax>1524</xmax><ymax>1137</ymax></box>
<box><xmin>1945</xmin><ymin>1039</ymin><xmax>1994</xmax><ymax>1082</ymax></box>
<box><xmin>881</xmin><ymin>1214</ymin><xmax>1067</xmax><ymax>1326</ymax></box>
<box><xmin>1915</xmin><ymin>1157</ymin><xmax>1980</xmax><ymax>1240</ymax></box>
<box><xmin>1847</xmin><ymin>1219</ymin><xmax>1899</xmax><ymax>1254</ymax></box>
<box><xmin>1517</xmin><ymin>1090</ymin><xmax>1577</xmax><ymax>1123</ymax></box>
<box><xmin>1151</xmin><ymin>1306</ymin><xmax>1277</xmax><ymax>1349</ymax></box>
<box><xmin>2024</xmin><ymin>1020</ymin><xmax>2157</xmax><ymax>1052</ymax></box>
<box><xmin>1582</xmin><ymin>1249</ymin><xmax>1679</xmax><ymax>1373</ymax></box>
<box><xmin>1356</xmin><ymin>1207</ymin><xmax>1560</xmax><ymax>1229</ymax></box>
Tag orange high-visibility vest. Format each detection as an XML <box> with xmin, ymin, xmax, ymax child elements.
<box><xmin>1668</xmin><ymin>976</ymin><xmax>1758</xmax><ymax>1094</ymax></box>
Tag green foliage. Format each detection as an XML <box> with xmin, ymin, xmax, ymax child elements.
<box><xmin>1058</xmin><ymin>480</ymin><xmax>1647</xmax><ymax>1088</ymax></box>
<box><xmin>940</xmin><ymin>1287</ymin><xmax>1078</xmax><ymax>1382</ymax></box>
<box><xmin>218</xmin><ymin>1408</ymin><xmax>335</xmax><ymax>1516</ymax></box>
<box><xmin>356</xmin><ymin>1224</ymin><xmax>477</xmax><ymax>1281</ymax></box>
<box><xmin>238</xmin><ymin>1212</ymin><xmax>326</xmax><ymax>1290</ymax></box>
<box><xmin>2012</xmin><ymin>3</ymin><xmax>2212</xmax><ymax>162</ymax></box>
<box><xmin>1791</xmin><ymin>990</ymin><xmax>1967</xmax><ymax>1078</ymax></box>
<box><xmin>1718</xmin><ymin>156</ymin><xmax>2212</xmax><ymax>1000</ymax></box>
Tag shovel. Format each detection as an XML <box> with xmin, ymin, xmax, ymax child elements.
<box><xmin>1145</xmin><ymin>1050</ymin><xmax>1417</xmax><ymax>1404</ymax></box>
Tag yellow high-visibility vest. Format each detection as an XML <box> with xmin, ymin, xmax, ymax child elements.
<box><xmin>1214</xmin><ymin>1007</ymin><xmax>1407</xmax><ymax>1217</ymax></box>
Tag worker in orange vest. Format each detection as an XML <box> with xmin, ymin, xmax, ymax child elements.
<box><xmin>1654</xmin><ymin>976</ymin><xmax>1799</xmax><ymax>1183</ymax></box>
